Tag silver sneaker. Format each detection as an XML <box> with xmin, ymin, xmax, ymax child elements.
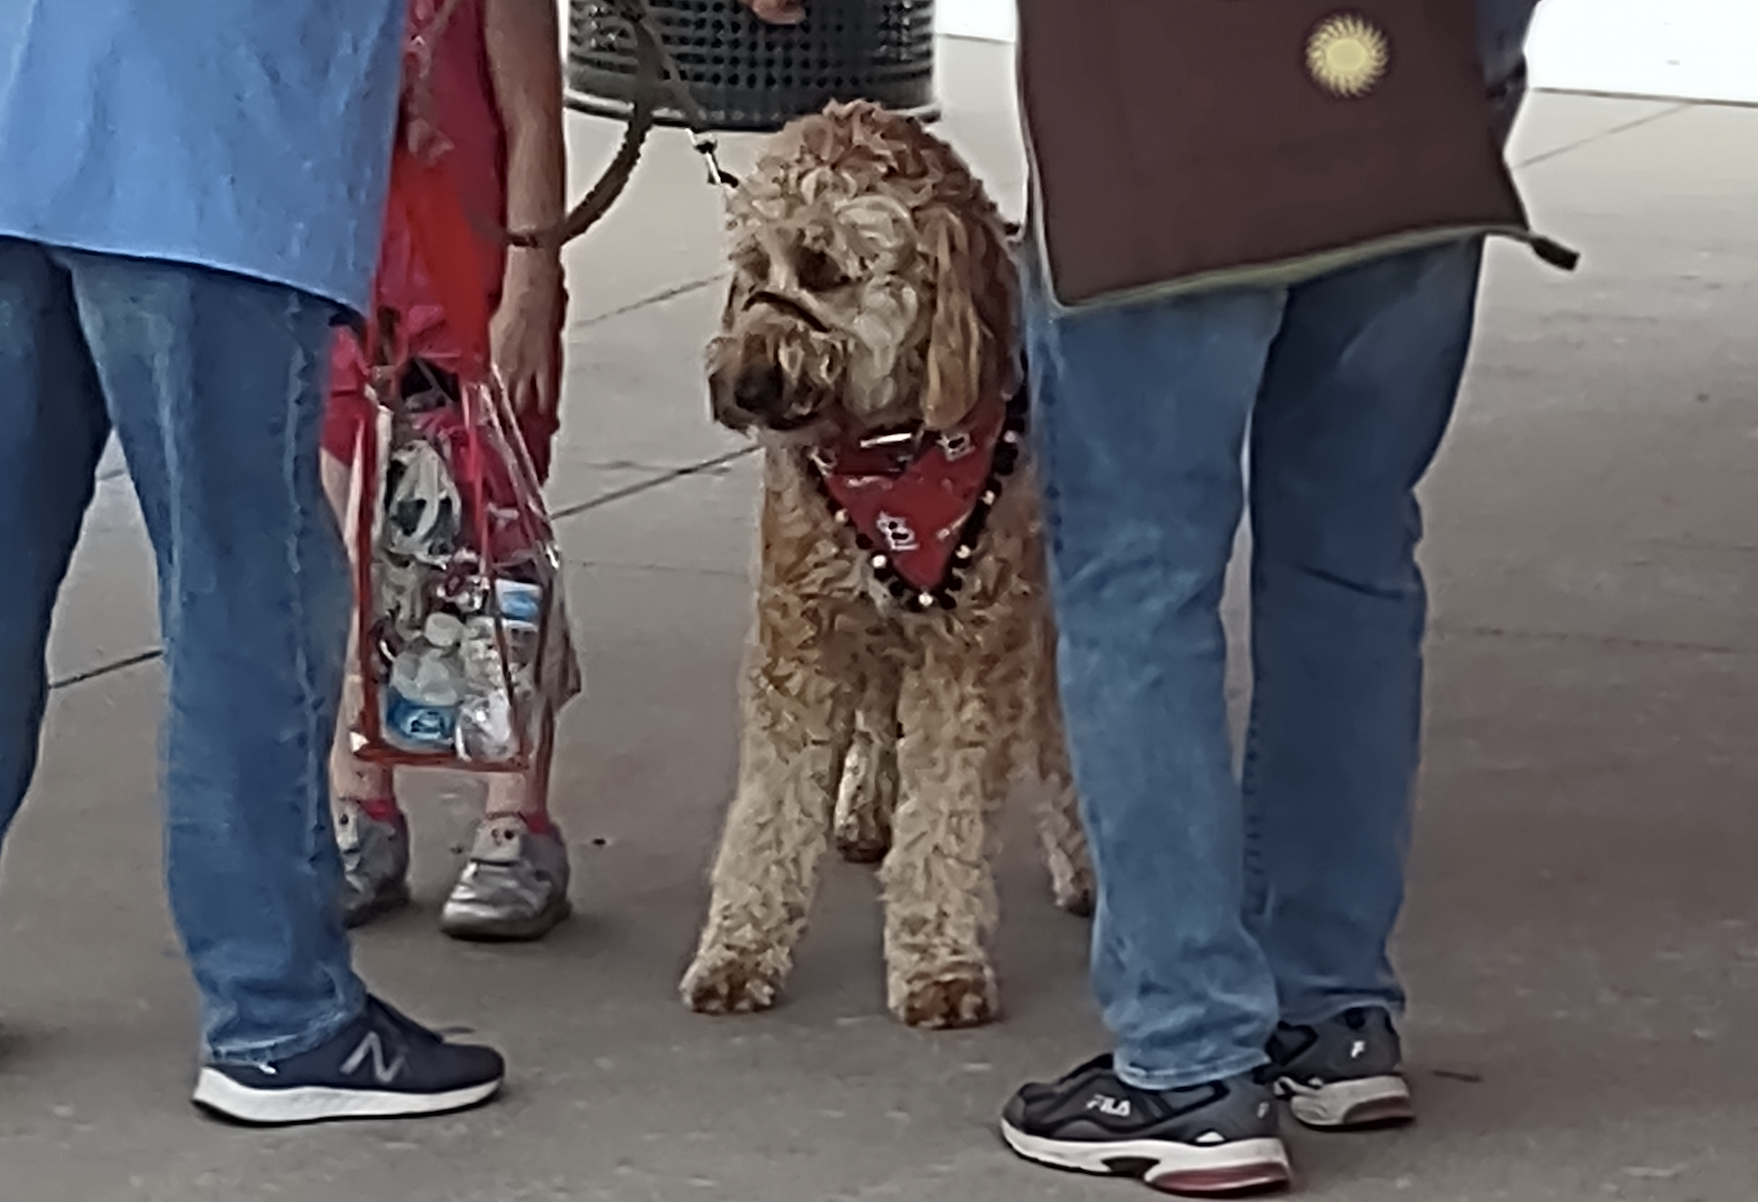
<box><xmin>439</xmin><ymin>815</ymin><xmax>571</xmax><ymax>941</ymax></box>
<box><xmin>335</xmin><ymin>800</ymin><xmax>411</xmax><ymax>928</ymax></box>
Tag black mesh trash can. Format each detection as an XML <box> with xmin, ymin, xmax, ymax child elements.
<box><xmin>567</xmin><ymin>0</ymin><xmax>938</xmax><ymax>133</ymax></box>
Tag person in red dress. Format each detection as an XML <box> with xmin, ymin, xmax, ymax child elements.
<box><xmin>320</xmin><ymin>0</ymin><xmax>575</xmax><ymax>941</ymax></box>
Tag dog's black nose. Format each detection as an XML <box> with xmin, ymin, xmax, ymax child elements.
<box><xmin>732</xmin><ymin>365</ymin><xmax>787</xmax><ymax>419</ymax></box>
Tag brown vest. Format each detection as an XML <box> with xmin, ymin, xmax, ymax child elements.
<box><xmin>1017</xmin><ymin>0</ymin><xmax>1576</xmax><ymax>308</ymax></box>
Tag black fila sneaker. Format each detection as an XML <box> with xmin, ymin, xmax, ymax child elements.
<box><xmin>1268</xmin><ymin>1007</ymin><xmax>1414</xmax><ymax>1131</ymax></box>
<box><xmin>193</xmin><ymin>996</ymin><xmax>504</xmax><ymax>1125</ymax></box>
<box><xmin>1000</xmin><ymin>1054</ymin><xmax>1290</xmax><ymax>1196</ymax></box>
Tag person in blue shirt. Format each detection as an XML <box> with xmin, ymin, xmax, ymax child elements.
<box><xmin>743</xmin><ymin>0</ymin><xmax>1548</xmax><ymax>1193</ymax></box>
<box><xmin>0</xmin><ymin>1</ymin><xmax>505</xmax><ymax>1123</ymax></box>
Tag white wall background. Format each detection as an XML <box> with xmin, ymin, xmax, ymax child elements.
<box><xmin>934</xmin><ymin>0</ymin><xmax>1758</xmax><ymax>107</ymax></box>
<box><xmin>935</xmin><ymin>0</ymin><xmax>1015</xmax><ymax>43</ymax></box>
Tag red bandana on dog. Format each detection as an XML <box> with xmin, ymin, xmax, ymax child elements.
<box><xmin>807</xmin><ymin>391</ymin><xmax>1026</xmax><ymax>611</ymax></box>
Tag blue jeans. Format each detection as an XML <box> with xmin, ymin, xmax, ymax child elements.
<box><xmin>0</xmin><ymin>238</ymin><xmax>365</xmax><ymax>1061</ymax></box>
<box><xmin>1027</xmin><ymin>238</ymin><xmax>1487</xmax><ymax>1089</ymax></box>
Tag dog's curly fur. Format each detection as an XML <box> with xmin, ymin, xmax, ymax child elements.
<box><xmin>680</xmin><ymin>101</ymin><xmax>1093</xmax><ymax>1030</ymax></box>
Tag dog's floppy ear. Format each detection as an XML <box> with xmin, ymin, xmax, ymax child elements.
<box><xmin>919</xmin><ymin>205</ymin><xmax>1014</xmax><ymax>432</ymax></box>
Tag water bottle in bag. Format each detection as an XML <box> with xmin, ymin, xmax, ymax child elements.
<box><xmin>383</xmin><ymin>612</ymin><xmax>465</xmax><ymax>753</ymax></box>
<box><xmin>457</xmin><ymin>616</ymin><xmax>520</xmax><ymax>762</ymax></box>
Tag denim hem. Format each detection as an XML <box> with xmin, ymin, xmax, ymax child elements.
<box><xmin>203</xmin><ymin>989</ymin><xmax>366</xmax><ymax>1066</ymax></box>
<box><xmin>1114</xmin><ymin>1048</ymin><xmax>1270</xmax><ymax>1092</ymax></box>
<box><xmin>1280</xmin><ymin>997</ymin><xmax>1405</xmax><ymax>1031</ymax></box>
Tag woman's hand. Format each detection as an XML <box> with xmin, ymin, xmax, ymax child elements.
<box><xmin>739</xmin><ymin>0</ymin><xmax>806</xmax><ymax>25</ymax></box>
<box><xmin>484</xmin><ymin>0</ymin><xmax>567</xmax><ymax>418</ymax></box>
<box><xmin>490</xmin><ymin>266</ymin><xmax>564</xmax><ymax>419</ymax></box>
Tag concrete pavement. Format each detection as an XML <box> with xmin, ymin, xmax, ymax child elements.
<box><xmin>3</xmin><ymin>39</ymin><xmax>1756</xmax><ymax>1202</ymax></box>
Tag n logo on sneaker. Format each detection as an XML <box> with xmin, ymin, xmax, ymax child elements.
<box><xmin>1086</xmin><ymin>1094</ymin><xmax>1132</xmax><ymax>1119</ymax></box>
<box><xmin>340</xmin><ymin>1032</ymin><xmax>407</xmax><ymax>1086</ymax></box>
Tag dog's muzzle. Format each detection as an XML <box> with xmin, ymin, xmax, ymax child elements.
<box><xmin>711</xmin><ymin>362</ymin><xmax>819</xmax><ymax>433</ymax></box>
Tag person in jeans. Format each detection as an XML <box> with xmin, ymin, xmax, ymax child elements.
<box><xmin>0</xmin><ymin>1</ymin><xmax>504</xmax><ymax>1123</ymax></box>
<box><xmin>740</xmin><ymin>0</ymin><xmax>1545</xmax><ymax>1192</ymax></box>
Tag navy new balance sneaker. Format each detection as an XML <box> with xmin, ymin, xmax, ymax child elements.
<box><xmin>1001</xmin><ymin>1054</ymin><xmax>1291</xmax><ymax>1196</ymax></box>
<box><xmin>193</xmin><ymin>996</ymin><xmax>504</xmax><ymax>1125</ymax></box>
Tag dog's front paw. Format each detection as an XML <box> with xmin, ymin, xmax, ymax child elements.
<box><xmin>680</xmin><ymin>950</ymin><xmax>782</xmax><ymax>1016</ymax></box>
<box><xmin>892</xmin><ymin>965</ymin><xmax>999</xmax><ymax>1030</ymax></box>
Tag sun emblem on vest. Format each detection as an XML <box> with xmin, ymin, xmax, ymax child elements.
<box><xmin>1305</xmin><ymin>13</ymin><xmax>1391</xmax><ymax>99</ymax></box>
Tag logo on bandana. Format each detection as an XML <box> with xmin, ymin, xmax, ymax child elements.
<box><xmin>939</xmin><ymin>431</ymin><xmax>974</xmax><ymax>461</ymax></box>
<box><xmin>875</xmin><ymin>512</ymin><xmax>919</xmax><ymax>552</ymax></box>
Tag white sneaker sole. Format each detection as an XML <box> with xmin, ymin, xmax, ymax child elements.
<box><xmin>1278</xmin><ymin>1074</ymin><xmax>1413</xmax><ymax>1130</ymax></box>
<box><xmin>192</xmin><ymin>1068</ymin><xmax>503</xmax><ymax>1126</ymax></box>
<box><xmin>1001</xmin><ymin>1121</ymin><xmax>1291</xmax><ymax>1195</ymax></box>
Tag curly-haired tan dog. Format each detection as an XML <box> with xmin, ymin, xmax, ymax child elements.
<box><xmin>680</xmin><ymin>101</ymin><xmax>1093</xmax><ymax>1030</ymax></box>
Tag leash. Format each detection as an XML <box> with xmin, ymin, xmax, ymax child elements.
<box><xmin>400</xmin><ymin>0</ymin><xmax>736</xmax><ymax>257</ymax></box>
<box><xmin>512</xmin><ymin>0</ymin><xmax>737</xmax><ymax>250</ymax></box>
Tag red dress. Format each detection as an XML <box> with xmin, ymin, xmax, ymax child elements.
<box><xmin>322</xmin><ymin>0</ymin><xmax>561</xmax><ymax>483</ymax></box>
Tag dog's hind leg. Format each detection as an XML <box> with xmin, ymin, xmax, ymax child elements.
<box><xmin>1035</xmin><ymin>731</ymin><xmax>1095</xmax><ymax>919</ymax></box>
<box><xmin>1031</xmin><ymin>644</ymin><xmax>1095</xmax><ymax>918</ymax></box>
<box><xmin>993</xmin><ymin>598</ymin><xmax>1095</xmax><ymax>918</ymax></box>
<box><xmin>681</xmin><ymin>608</ymin><xmax>858</xmax><ymax>1017</ymax></box>
<box><xmin>833</xmin><ymin>656</ymin><xmax>901</xmax><ymax>865</ymax></box>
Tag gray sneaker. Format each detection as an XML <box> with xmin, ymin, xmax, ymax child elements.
<box><xmin>1268</xmin><ymin>1007</ymin><xmax>1413</xmax><ymax>1130</ymax></box>
<box><xmin>335</xmin><ymin>799</ymin><xmax>411</xmax><ymax>927</ymax></box>
<box><xmin>439</xmin><ymin>815</ymin><xmax>571</xmax><ymax>942</ymax></box>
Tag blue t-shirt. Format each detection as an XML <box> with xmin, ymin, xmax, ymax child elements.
<box><xmin>0</xmin><ymin>0</ymin><xmax>405</xmax><ymax>312</ymax></box>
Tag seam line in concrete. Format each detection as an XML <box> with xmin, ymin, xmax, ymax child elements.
<box><xmin>567</xmin><ymin>273</ymin><xmax>726</xmax><ymax>333</ymax></box>
<box><xmin>1534</xmin><ymin>86</ymin><xmax>1758</xmax><ymax>113</ymax></box>
<box><xmin>567</xmin><ymin>560</ymin><xmax>748</xmax><ymax>578</ymax></box>
<box><xmin>49</xmin><ymin>448</ymin><xmax>759</xmax><ymax>693</ymax></box>
<box><xmin>48</xmin><ymin>649</ymin><xmax>164</xmax><ymax>692</ymax></box>
<box><xmin>1514</xmin><ymin>101</ymin><xmax>1693</xmax><ymax>169</ymax></box>
<box><xmin>1434</xmin><ymin>622</ymin><xmax>1754</xmax><ymax>657</ymax></box>
<box><xmin>548</xmin><ymin>447</ymin><xmax>756</xmax><ymax>522</ymax></box>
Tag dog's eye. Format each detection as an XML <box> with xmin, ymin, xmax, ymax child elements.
<box><xmin>795</xmin><ymin>246</ymin><xmax>850</xmax><ymax>293</ymax></box>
